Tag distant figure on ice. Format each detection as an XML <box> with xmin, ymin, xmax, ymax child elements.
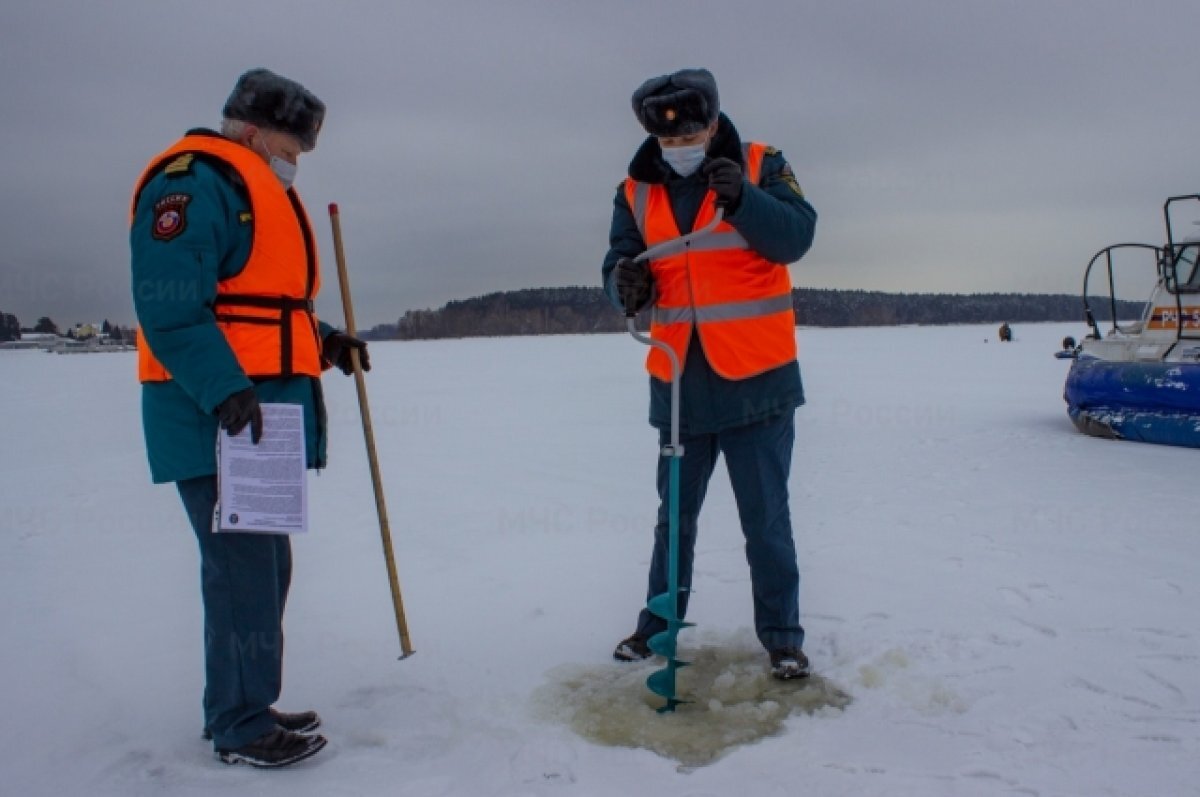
<box><xmin>130</xmin><ymin>69</ymin><xmax>369</xmax><ymax>768</ymax></box>
<box><xmin>999</xmin><ymin>322</ymin><xmax>1013</xmax><ymax>342</ymax></box>
<box><xmin>602</xmin><ymin>68</ymin><xmax>818</xmax><ymax>680</ymax></box>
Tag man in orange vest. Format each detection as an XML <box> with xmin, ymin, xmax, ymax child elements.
<box><xmin>602</xmin><ymin>68</ymin><xmax>817</xmax><ymax>679</ymax></box>
<box><xmin>131</xmin><ymin>69</ymin><xmax>367</xmax><ymax>767</ymax></box>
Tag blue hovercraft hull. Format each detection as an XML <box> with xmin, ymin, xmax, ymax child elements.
<box><xmin>1064</xmin><ymin>357</ymin><xmax>1200</xmax><ymax>448</ymax></box>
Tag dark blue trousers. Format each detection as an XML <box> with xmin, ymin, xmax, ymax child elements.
<box><xmin>177</xmin><ymin>475</ymin><xmax>290</xmax><ymax>749</ymax></box>
<box><xmin>634</xmin><ymin>411</ymin><xmax>804</xmax><ymax>651</ymax></box>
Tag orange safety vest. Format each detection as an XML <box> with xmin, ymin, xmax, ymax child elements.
<box><xmin>132</xmin><ymin>134</ymin><xmax>324</xmax><ymax>382</ymax></box>
<box><xmin>624</xmin><ymin>141</ymin><xmax>797</xmax><ymax>382</ymax></box>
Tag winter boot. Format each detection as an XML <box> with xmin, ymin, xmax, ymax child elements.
<box><xmin>613</xmin><ymin>633</ymin><xmax>653</xmax><ymax>662</ymax></box>
<box><xmin>269</xmin><ymin>708</ymin><xmax>322</xmax><ymax>735</ymax></box>
<box><xmin>769</xmin><ymin>647</ymin><xmax>810</xmax><ymax>680</ymax></box>
<box><xmin>216</xmin><ymin>727</ymin><xmax>327</xmax><ymax>768</ymax></box>
<box><xmin>203</xmin><ymin>708</ymin><xmax>322</xmax><ymax>741</ymax></box>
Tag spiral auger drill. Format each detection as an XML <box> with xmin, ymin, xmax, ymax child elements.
<box><xmin>625</xmin><ymin>209</ymin><xmax>724</xmax><ymax>713</ymax></box>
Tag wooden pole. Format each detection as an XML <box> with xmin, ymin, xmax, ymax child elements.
<box><xmin>328</xmin><ymin>202</ymin><xmax>415</xmax><ymax>658</ymax></box>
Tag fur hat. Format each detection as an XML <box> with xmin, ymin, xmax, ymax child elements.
<box><xmin>222</xmin><ymin>68</ymin><xmax>325</xmax><ymax>151</ymax></box>
<box><xmin>631</xmin><ymin>68</ymin><xmax>719</xmax><ymax>138</ymax></box>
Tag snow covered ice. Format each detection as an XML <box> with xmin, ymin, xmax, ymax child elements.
<box><xmin>2</xmin><ymin>322</ymin><xmax>1198</xmax><ymax>796</ymax></box>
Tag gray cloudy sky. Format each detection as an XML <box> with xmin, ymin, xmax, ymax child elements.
<box><xmin>2</xmin><ymin>0</ymin><xmax>1198</xmax><ymax>329</ymax></box>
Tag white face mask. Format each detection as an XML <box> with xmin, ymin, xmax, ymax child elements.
<box><xmin>661</xmin><ymin>142</ymin><xmax>706</xmax><ymax>177</ymax></box>
<box><xmin>258</xmin><ymin>137</ymin><xmax>298</xmax><ymax>189</ymax></box>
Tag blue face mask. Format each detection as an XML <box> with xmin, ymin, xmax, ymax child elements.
<box><xmin>661</xmin><ymin>142</ymin><xmax>706</xmax><ymax>177</ymax></box>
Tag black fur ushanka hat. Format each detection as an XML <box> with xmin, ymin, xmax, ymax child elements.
<box><xmin>632</xmin><ymin>68</ymin><xmax>719</xmax><ymax>138</ymax></box>
<box><xmin>222</xmin><ymin>68</ymin><xmax>325</xmax><ymax>151</ymax></box>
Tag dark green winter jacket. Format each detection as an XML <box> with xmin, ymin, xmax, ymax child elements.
<box><xmin>602</xmin><ymin>114</ymin><xmax>817</xmax><ymax>435</ymax></box>
<box><xmin>130</xmin><ymin>129</ymin><xmax>335</xmax><ymax>484</ymax></box>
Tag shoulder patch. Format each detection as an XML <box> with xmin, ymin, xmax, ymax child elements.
<box><xmin>238</xmin><ymin>211</ymin><xmax>253</xmax><ymax>225</ymax></box>
<box><xmin>764</xmin><ymin>146</ymin><xmax>780</xmax><ymax>156</ymax></box>
<box><xmin>152</xmin><ymin>193</ymin><xmax>191</xmax><ymax>241</ymax></box>
<box><xmin>779</xmin><ymin>164</ymin><xmax>805</xmax><ymax>198</ymax></box>
<box><xmin>163</xmin><ymin>153</ymin><xmax>195</xmax><ymax>176</ymax></box>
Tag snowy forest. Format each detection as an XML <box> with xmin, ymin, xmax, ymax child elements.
<box><xmin>363</xmin><ymin>287</ymin><xmax>1144</xmax><ymax>340</ymax></box>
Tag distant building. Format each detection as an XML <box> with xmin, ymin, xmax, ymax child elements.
<box><xmin>71</xmin><ymin>323</ymin><xmax>100</xmax><ymax>340</ymax></box>
<box><xmin>0</xmin><ymin>332</ymin><xmax>65</xmax><ymax>350</ymax></box>
<box><xmin>0</xmin><ymin>331</ymin><xmax>133</xmax><ymax>353</ymax></box>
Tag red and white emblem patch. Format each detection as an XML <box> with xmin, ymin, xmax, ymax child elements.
<box><xmin>152</xmin><ymin>193</ymin><xmax>191</xmax><ymax>241</ymax></box>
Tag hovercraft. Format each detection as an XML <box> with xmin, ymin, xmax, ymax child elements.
<box><xmin>1061</xmin><ymin>195</ymin><xmax>1200</xmax><ymax>448</ymax></box>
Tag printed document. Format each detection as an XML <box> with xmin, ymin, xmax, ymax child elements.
<box><xmin>215</xmin><ymin>402</ymin><xmax>307</xmax><ymax>534</ymax></box>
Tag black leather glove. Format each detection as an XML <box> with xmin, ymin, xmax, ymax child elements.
<box><xmin>702</xmin><ymin>157</ymin><xmax>744</xmax><ymax>211</ymax></box>
<box><xmin>216</xmin><ymin>387</ymin><xmax>263</xmax><ymax>444</ymax></box>
<box><xmin>615</xmin><ymin>257</ymin><xmax>653</xmax><ymax>316</ymax></box>
<box><xmin>323</xmin><ymin>331</ymin><xmax>370</xmax><ymax>376</ymax></box>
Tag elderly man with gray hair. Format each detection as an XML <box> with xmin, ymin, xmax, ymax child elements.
<box><xmin>130</xmin><ymin>68</ymin><xmax>368</xmax><ymax>767</ymax></box>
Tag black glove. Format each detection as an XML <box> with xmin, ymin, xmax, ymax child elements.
<box><xmin>323</xmin><ymin>331</ymin><xmax>370</xmax><ymax>376</ymax></box>
<box><xmin>216</xmin><ymin>387</ymin><xmax>263</xmax><ymax>444</ymax></box>
<box><xmin>615</xmin><ymin>257</ymin><xmax>653</xmax><ymax>316</ymax></box>
<box><xmin>702</xmin><ymin>157</ymin><xmax>744</xmax><ymax>211</ymax></box>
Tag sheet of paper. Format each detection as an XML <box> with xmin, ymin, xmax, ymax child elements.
<box><xmin>215</xmin><ymin>402</ymin><xmax>307</xmax><ymax>534</ymax></box>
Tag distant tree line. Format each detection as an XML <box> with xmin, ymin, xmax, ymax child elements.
<box><xmin>360</xmin><ymin>287</ymin><xmax>1145</xmax><ymax>341</ymax></box>
<box><xmin>0</xmin><ymin>312</ymin><xmax>19</xmax><ymax>342</ymax></box>
<box><xmin>1</xmin><ymin>291</ymin><xmax>1144</xmax><ymax>346</ymax></box>
<box><xmin>791</xmin><ymin>289</ymin><xmax>1133</xmax><ymax>327</ymax></box>
<box><xmin>0</xmin><ymin>312</ymin><xmax>134</xmax><ymax>342</ymax></box>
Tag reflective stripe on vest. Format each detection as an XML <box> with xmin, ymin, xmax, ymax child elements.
<box><xmin>652</xmin><ymin>293</ymin><xmax>795</xmax><ymax>325</ymax></box>
<box><xmin>131</xmin><ymin>134</ymin><xmax>324</xmax><ymax>382</ymax></box>
<box><xmin>624</xmin><ymin>141</ymin><xmax>796</xmax><ymax>382</ymax></box>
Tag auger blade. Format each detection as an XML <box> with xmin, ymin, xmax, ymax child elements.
<box><xmin>646</xmin><ymin>660</ymin><xmax>692</xmax><ymax>713</ymax></box>
<box><xmin>646</xmin><ymin>666</ymin><xmax>677</xmax><ymax>698</ymax></box>
<box><xmin>645</xmin><ymin>592</ymin><xmax>675</xmax><ymax>622</ymax></box>
<box><xmin>647</xmin><ymin>629</ymin><xmax>675</xmax><ymax>658</ymax></box>
<box><xmin>647</xmin><ymin>621</ymin><xmax>697</xmax><ymax>659</ymax></box>
<box><xmin>656</xmin><ymin>698</ymin><xmax>687</xmax><ymax>715</ymax></box>
<box><xmin>646</xmin><ymin>586</ymin><xmax>690</xmax><ymax>622</ymax></box>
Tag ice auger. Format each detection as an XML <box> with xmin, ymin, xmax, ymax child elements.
<box><xmin>625</xmin><ymin>209</ymin><xmax>725</xmax><ymax>712</ymax></box>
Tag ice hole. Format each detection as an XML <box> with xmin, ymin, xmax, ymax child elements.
<box><xmin>534</xmin><ymin>632</ymin><xmax>852</xmax><ymax>768</ymax></box>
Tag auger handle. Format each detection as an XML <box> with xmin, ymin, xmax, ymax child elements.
<box><xmin>632</xmin><ymin>208</ymin><xmax>725</xmax><ymax>265</ymax></box>
<box><xmin>623</xmin><ymin>209</ymin><xmax>724</xmax><ymax>447</ymax></box>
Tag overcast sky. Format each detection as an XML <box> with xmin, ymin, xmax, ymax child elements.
<box><xmin>2</xmin><ymin>0</ymin><xmax>1198</xmax><ymax>329</ymax></box>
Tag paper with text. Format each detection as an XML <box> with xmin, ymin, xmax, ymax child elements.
<box><xmin>215</xmin><ymin>402</ymin><xmax>307</xmax><ymax>534</ymax></box>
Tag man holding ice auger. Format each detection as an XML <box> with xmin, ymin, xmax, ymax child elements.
<box><xmin>130</xmin><ymin>68</ymin><xmax>368</xmax><ymax>767</ymax></box>
<box><xmin>601</xmin><ymin>68</ymin><xmax>817</xmax><ymax>679</ymax></box>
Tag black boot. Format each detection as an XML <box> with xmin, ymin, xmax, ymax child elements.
<box><xmin>216</xmin><ymin>727</ymin><xmax>327</xmax><ymax>768</ymax></box>
<box><xmin>204</xmin><ymin>707</ymin><xmax>321</xmax><ymax>741</ymax></box>
<box><xmin>613</xmin><ymin>633</ymin><xmax>653</xmax><ymax>662</ymax></box>
<box><xmin>269</xmin><ymin>708</ymin><xmax>322</xmax><ymax>735</ymax></box>
<box><xmin>769</xmin><ymin>647</ymin><xmax>811</xmax><ymax>680</ymax></box>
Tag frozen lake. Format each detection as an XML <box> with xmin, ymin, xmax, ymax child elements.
<box><xmin>1</xmin><ymin>322</ymin><xmax>1196</xmax><ymax>796</ymax></box>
